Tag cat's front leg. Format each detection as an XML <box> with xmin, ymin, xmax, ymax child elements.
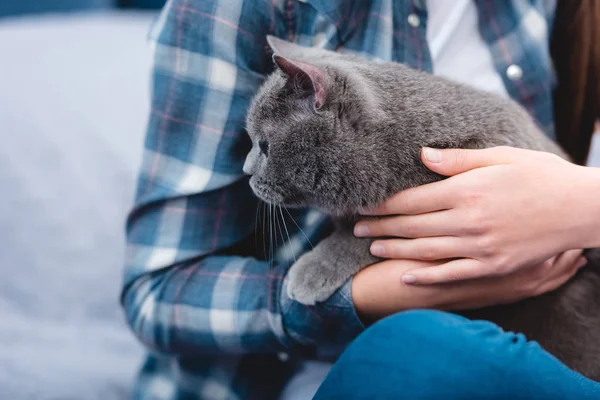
<box><xmin>286</xmin><ymin>228</ymin><xmax>378</xmax><ymax>305</ymax></box>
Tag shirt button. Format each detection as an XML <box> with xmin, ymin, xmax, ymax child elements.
<box><xmin>408</xmin><ymin>13</ymin><xmax>420</xmax><ymax>28</ymax></box>
<box><xmin>506</xmin><ymin>64</ymin><xmax>523</xmax><ymax>81</ymax></box>
<box><xmin>277</xmin><ymin>352</ymin><xmax>289</xmax><ymax>362</ymax></box>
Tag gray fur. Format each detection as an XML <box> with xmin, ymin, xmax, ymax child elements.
<box><xmin>244</xmin><ymin>36</ymin><xmax>600</xmax><ymax>379</ymax></box>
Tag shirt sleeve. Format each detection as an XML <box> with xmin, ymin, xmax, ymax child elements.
<box><xmin>121</xmin><ymin>0</ymin><xmax>364</xmax><ymax>358</ymax></box>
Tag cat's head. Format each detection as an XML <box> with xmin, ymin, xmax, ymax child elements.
<box><xmin>244</xmin><ymin>37</ymin><xmax>386</xmax><ymax>216</ymax></box>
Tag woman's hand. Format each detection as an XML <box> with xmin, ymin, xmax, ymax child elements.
<box><xmin>351</xmin><ymin>249</ymin><xmax>586</xmax><ymax>322</ymax></box>
<box><xmin>354</xmin><ymin>146</ymin><xmax>600</xmax><ymax>284</ymax></box>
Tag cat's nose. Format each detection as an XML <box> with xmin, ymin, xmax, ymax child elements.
<box><xmin>242</xmin><ymin>158</ymin><xmax>252</xmax><ymax>175</ymax></box>
<box><xmin>243</xmin><ymin>147</ymin><xmax>259</xmax><ymax>175</ymax></box>
<box><xmin>242</xmin><ymin>159</ymin><xmax>253</xmax><ymax>175</ymax></box>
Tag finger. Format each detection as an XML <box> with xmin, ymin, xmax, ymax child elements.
<box><xmin>370</xmin><ymin>237</ymin><xmax>468</xmax><ymax>261</ymax></box>
<box><xmin>481</xmin><ymin>251</ymin><xmax>584</xmax><ymax>304</ymax></box>
<box><xmin>548</xmin><ymin>249</ymin><xmax>584</xmax><ymax>277</ymax></box>
<box><xmin>361</xmin><ymin>181</ymin><xmax>456</xmax><ymax>216</ymax></box>
<box><xmin>421</xmin><ymin>146</ymin><xmax>521</xmax><ymax>177</ymax></box>
<box><xmin>526</xmin><ymin>259</ymin><xmax>587</xmax><ymax>297</ymax></box>
<box><xmin>501</xmin><ymin>250</ymin><xmax>582</xmax><ymax>298</ymax></box>
<box><xmin>532</xmin><ymin>256</ymin><xmax>586</xmax><ymax>296</ymax></box>
<box><xmin>527</xmin><ymin>249</ymin><xmax>583</xmax><ymax>282</ymax></box>
<box><xmin>355</xmin><ymin>210</ymin><xmax>463</xmax><ymax>238</ymax></box>
<box><xmin>439</xmin><ymin>254</ymin><xmax>586</xmax><ymax>310</ymax></box>
<box><xmin>402</xmin><ymin>258</ymin><xmax>485</xmax><ymax>285</ymax></box>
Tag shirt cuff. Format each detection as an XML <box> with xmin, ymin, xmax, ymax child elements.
<box><xmin>280</xmin><ymin>277</ymin><xmax>365</xmax><ymax>352</ymax></box>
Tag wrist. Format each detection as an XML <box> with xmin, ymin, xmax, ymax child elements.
<box><xmin>351</xmin><ymin>261</ymin><xmax>427</xmax><ymax>323</ymax></box>
<box><xmin>350</xmin><ymin>272</ymin><xmax>379</xmax><ymax>324</ymax></box>
<box><xmin>351</xmin><ymin>266</ymin><xmax>401</xmax><ymax>324</ymax></box>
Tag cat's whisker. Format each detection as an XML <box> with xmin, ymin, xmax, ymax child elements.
<box><xmin>262</xmin><ymin>201</ymin><xmax>268</xmax><ymax>261</ymax></box>
<box><xmin>279</xmin><ymin>204</ymin><xmax>297</xmax><ymax>265</ymax></box>
<box><xmin>274</xmin><ymin>204</ymin><xmax>289</xmax><ymax>266</ymax></box>
<box><xmin>266</xmin><ymin>202</ymin><xmax>271</xmax><ymax>262</ymax></box>
<box><xmin>267</xmin><ymin>203</ymin><xmax>272</xmax><ymax>268</ymax></box>
<box><xmin>283</xmin><ymin>206</ymin><xmax>314</xmax><ymax>251</ymax></box>
<box><xmin>254</xmin><ymin>200</ymin><xmax>261</xmax><ymax>254</ymax></box>
<box><xmin>270</xmin><ymin>203</ymin><xmax>275</xmax><ymax>253</ymax></box>
<box><xmin>269</xmin><ymin>203</ymin><xmax>275</xmax><ymax>268</ymax></box>
<box><xmin>274</xmin><ymin>204</ymin><xmax>284</xmax><ymax>248</ymax></box>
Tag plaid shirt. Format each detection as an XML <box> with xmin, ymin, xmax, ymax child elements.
<box><xmin>122</xmin><ymin>0</ymin><xmax>557</xmax><ymax>398</ymax></box>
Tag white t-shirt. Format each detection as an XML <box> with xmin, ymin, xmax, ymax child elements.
<box><xmin>426</xmin><ymin>0</ymin><xmax>509</xmax><ymax>98</ymax></box>
<box><xmin>281</xmin><ymin>2</ymin><xmax>510</xmax><ymax>399</ymax></box>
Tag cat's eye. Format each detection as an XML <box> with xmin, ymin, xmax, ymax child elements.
<box><xmin>259</xmin><ymin>140</ymin><xmax>269</xmax><ymax>157</ymax></box>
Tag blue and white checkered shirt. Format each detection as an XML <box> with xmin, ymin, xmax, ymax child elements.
<box><xmin>122</xmin><ymin>0</ymin><xmax>557</xmax><ymax>398</ymax></box>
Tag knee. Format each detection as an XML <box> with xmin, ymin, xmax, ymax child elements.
<box><xmin>316</xmin><ymin>311</ymin><xmax>507</xmax><ymax>399</ymax></box>
<box><xmin>317</xmin><ymin>311</ymin><xmax>567</xmax><ymax>399</ymax></box>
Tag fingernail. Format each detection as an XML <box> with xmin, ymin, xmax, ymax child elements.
<box><xmin>402</xmin><ymin>274</ymin><xmax>417</xmax><ymax>284</ymax></box>
<box><xmin>577</xmin><ymin>257</ymin><xmax>588</xmax><ymax>268</ymax></box>
<box><xmin>370</xmin><ymin>243</ymin><xmax>386</xmax><ymax>256</ymax></box>
<box><xmin>423</xmin><ymin>147</ymin><xmax>442</xmax><ymax>163</ymax></box>
<box><xmin>354</xmin><ymin>224</ymin><xmax>370</xmax><ymax>237</ymax></box>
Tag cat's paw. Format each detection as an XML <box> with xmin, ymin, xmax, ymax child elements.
<box><xmin>286</xmin><ymin>252</ymin><xmax>339</xmax><ymax>306</ymax></box>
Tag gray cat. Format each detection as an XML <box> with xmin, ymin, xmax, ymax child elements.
<box><xmin>243</xmin><ymin>36</ymin><xmax>600</xmax><ymax>380</ymax></box>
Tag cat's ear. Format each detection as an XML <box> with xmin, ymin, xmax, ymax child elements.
<box><xmin>266</xmin><ymin>35</ymin><xmax>306</xmax><ymax>59</ymax></box>
<box><xmin>272</xmin><ymin>55</ymin><xmax>326</xmax><ymax>109</ymax></box>
<box><xmin>266</xmin><ymin>36</ymin><xmax>326</xmax><ymax>109</ymax></box>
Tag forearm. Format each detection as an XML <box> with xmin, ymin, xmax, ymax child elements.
<box><xmin>122</xmin><ymin>255</ymin><xmax>286</xmax><ymax>355</ymax></box>
<box><xmin>122</xmin><ymin>253</ymin><xmax>363</xmax><ymax>356</ymax></box>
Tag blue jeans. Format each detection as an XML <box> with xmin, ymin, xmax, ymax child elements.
<box><xmin>314</xmin><ymin>310</ymin><xmax>600</xmax><ymax>399</ymax></box>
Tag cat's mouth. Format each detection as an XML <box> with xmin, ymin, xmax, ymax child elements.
<box><xmin>249</xmin><ymin>176</ymin><xmax>306</xmax><ymax>206</ymax></box>
<box><xmin>249</xmin><ymin>176</ymin><xmax>285</xmax><ymax>204</ymax></box>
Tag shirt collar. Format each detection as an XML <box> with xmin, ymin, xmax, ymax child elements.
<box><xmin>300</xmin><ymin>0</ymin><xmax>362</xmax><ymax>25</ymax></box>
